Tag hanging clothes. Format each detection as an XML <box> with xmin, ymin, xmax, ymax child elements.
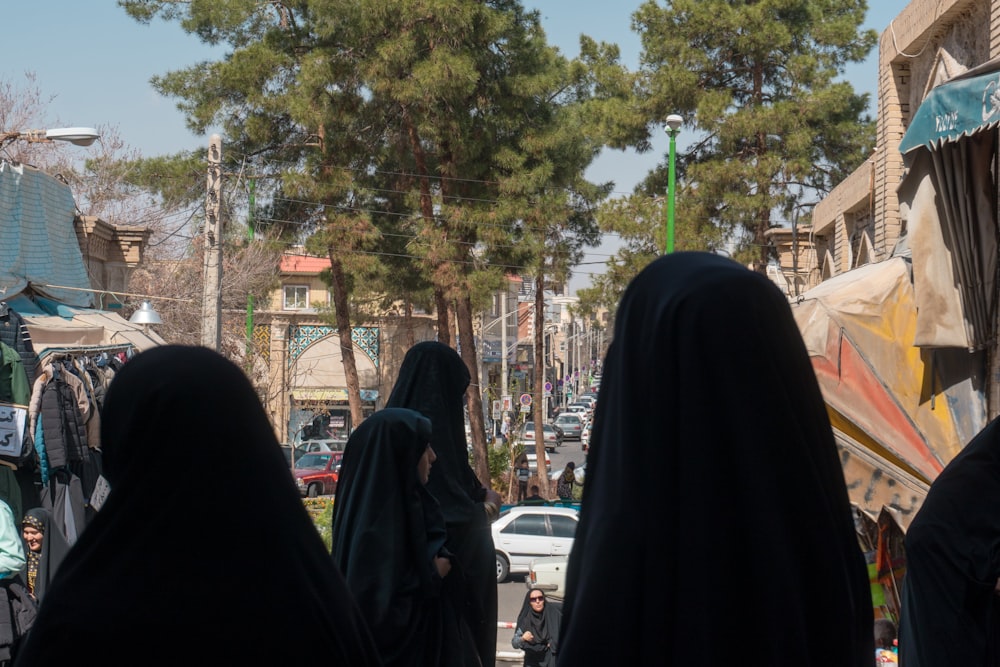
<box><xmin>0</xmin><ymin>304</ymin><xmax>37</xmax><ymax>391</ymax></box>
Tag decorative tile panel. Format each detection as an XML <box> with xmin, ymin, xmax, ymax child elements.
<box><xmin>288</xmin><ymin>325</ymin><xmax>379</xmax><ymax>368</ymax></box>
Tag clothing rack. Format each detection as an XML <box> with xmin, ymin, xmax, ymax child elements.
<box><xmin>36</xmin><ymin>344</ymin><xmax>135</xmax><ymax>362</ymax></box>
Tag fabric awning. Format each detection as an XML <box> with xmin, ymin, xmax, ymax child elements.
<box><xmin>899</xmin><ymin>56</ymin><xmax>1000</xmax><ymax>153</ymax></box>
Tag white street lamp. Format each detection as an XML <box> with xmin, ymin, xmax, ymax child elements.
<box><xmin>0</xmin><ymin>127</ymin><xmax>100</xmax><ymax>149</ymax></box>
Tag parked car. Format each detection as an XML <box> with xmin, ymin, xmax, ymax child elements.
<box><xmin>553</xmin><ymin>413</ymin><xmax>585</xmax><ymax>441</ymax></box>
<box><xmin>524</xmin><ymin>450</ymin><xmax>552</xmax><ymax>473</ymax></box>
<box><xmin>492</xmin><ymin>505</ymin><xmax>579</xmax><ymax>582</ymax></box>
<box><xmin>293</xmin><ymin>451</ymin><xmax>343</xmax><ymax>497</ymax></box>
<box><xmin>527</xmin><ymin>555</ymin><xmax>571</xmax><ymax>599</ymax></box>
<box><xmin>296</xmin><ymin>438</ymin><xmax>348</xmax><ymax>455</ymax></box>
<box><xmin>521</xmin><ymin>421</ymin><xmax>563</xmax><ymax>452</ymax></box>
<box><xmin>566</xmin><ymin>403</ymin><xmax>592</xmax><ymax>421</ymax></box>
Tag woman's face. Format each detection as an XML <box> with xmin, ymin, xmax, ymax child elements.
<box><xmin>529</xmin><ymin>590</ymin><xmax>546</xmax><ymax>610</ymax></box>
<box><xmin>22</xmin><ymin>525</ymin><xmax>42</xmax><ymax>553</ymax></box>
<box><xmin>417</xmin><ymin>445</ymin><xmax>437</xmax><ymax>485</ymax></box>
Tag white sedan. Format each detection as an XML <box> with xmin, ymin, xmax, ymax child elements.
<box><xmin>492</xmin><ymin>505</ymin><xmax>579</xmax><ymax>582</ymax></box>
<box><xmin>527</xmin><ymin>555</ymin><xmax>571</xmax><ymax>599</ymax></box>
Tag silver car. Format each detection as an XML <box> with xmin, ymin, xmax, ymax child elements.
<box><xmin>553</xmin><ymin>413</ymin><xmax>584</xmax><ymax>441</ymax></box>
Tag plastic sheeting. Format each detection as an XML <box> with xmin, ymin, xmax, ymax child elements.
<box><xmin>0</xmin><ymin>163</ymin><xmax>93</xmax><ymax>307</ymax></box>
<box><xmin>791</xmin><ymin>258</ymin><xmax>987</xmax><ymax>527</ymax></box>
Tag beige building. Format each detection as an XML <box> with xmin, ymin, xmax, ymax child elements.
<box><xmin>251</xmin><ymin>251</ymin><xmax>436</xmax><ymax>444</ymax></box>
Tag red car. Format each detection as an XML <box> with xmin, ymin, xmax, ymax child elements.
<box><xmin>293</xmin><ymin>451</ymin><xmax>343</xmax><ymax>497</ymax></box>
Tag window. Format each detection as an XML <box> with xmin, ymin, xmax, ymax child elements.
<box><xmin>283</xmin><ymin>285</ymin><xmax>308</xmax><ymax>310</ymax></box>
<box><xmin>504</xmin><ymin>514</ymin><xmax>547</xmax><ymax>536</ymax></box>
<box><xmin>549</xmin><ymin>515</ymin><xmax>578</xmax><ymax>539</ymax></box>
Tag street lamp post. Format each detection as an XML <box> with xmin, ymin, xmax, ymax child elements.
<box><xmin>664</xmin><ymin>114</ymin><xmax>683</xmax><ymax>254</ymax></box>
<box><xmin>0</xmin><ymin>127</ymin><xmax>100</xmax><ymax>149</ymax></box>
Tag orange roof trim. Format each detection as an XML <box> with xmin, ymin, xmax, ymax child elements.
<box><xmin>280</xmin><ymin>255</ymin><xmax>332</xmax><ymax>274</ymax></box>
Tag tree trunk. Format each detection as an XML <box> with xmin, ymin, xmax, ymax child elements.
<box><xmin>404</xmin><ymin>300</ymin><xmax>415</xmax><ymax>349</ymax></box>
<box><xmin>457</xmin><ymin>293</ymin><xmax>491</xmax><ymax>487</ymax></box>
<box><xmin>327</xmin><ymin>254</ymin><xmax>365</xmax><ymax>429</ymax></box>
<box><xmin>435</xmin><ymin>287</ymin><xmax>451</xmax><ymax>347</ymax></box>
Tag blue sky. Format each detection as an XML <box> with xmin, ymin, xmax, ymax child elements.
<box><xmin>3</xmin><ymin>1</ymin><xmax>911</xmax><ymax>291</ymax></box>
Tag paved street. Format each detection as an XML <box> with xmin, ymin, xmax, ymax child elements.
<box><xmin>496</xmin><ymin>574</ymin><xmax>529</xmax><ymax>663</ymax></box>
<box><xmin>494</xmin><ymin>435</ymin><xmax>583</xmax><ymax>662</ymax></box>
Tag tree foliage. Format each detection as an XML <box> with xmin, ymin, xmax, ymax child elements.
<box><xmin>579</xmin><ymin>0</ymin><xmax>877</xmax><ymax>316</ymax></box>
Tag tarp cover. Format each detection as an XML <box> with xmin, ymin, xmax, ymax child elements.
<box><xmin>0</xmin><ymin>163</ymin><xmax>93</xmax><ymax>307</ymax></box>
<box><xmin>791</xmin><ymin>258</ymin><xmax>985</xmax><ymax>512</ymax></box>
<box><xmin>896</xmin><ymin>58</ymin><xmax>999</xmax><ymax>351</ymax></box>
<box><xmin>4</xmin><ymin>294</ymin><xmax>164</xmax><ymax>358</ymax></box>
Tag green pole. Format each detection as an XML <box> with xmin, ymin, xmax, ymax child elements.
<box><xmin>246</xmin><ymin>179</ymin><xmax>256</xmax><ymax>355</ymax></box>
<box><xmin>664</xmin><ymin>114</ymin><xmax>682</xmax><ymax>254</ymax></box>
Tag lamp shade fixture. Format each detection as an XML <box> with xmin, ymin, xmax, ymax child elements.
<box><xmin>129</xmin><ymin>301</ymin><xmax>162</xmax><ymax>325</ymax></box>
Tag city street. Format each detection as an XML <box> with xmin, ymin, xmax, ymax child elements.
<box><xmin>495</xmin><ymin>434</ymin><xmax>583</xmax><ymax>662</ymax></box>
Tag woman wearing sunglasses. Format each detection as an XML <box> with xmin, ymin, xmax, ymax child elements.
<box><xmin>512</xmin><ymin>588</ymin><xmax>561</xmax><ymax>666</ymax></box>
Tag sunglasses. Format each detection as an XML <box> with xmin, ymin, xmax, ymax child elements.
<box><xmin>530</xmin><ymin>595</ymin><xmax>545</xmax><ymax>602</ymax></box>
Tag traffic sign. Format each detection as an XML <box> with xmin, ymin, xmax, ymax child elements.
<box><xmin>544</xmin><ymin>381</ymin><xmax>553</xmax><ymax>393</ymax></box>
<box><xmin>519</xmin><ymin>393</ymin><xmax>532</xmax><ymax>406</ymax></box>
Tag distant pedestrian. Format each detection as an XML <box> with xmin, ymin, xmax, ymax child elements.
<box><xmin>557</xmin><ymin>252</ymin><xmax>873</xmax><ymax>665</ymax></box>
<box><xmin>512</xmin><ymin>588</ymin><xmax>561</xmax><ymax>667</ymax></box>
<box><xmin>556</xmin><ymin>462</ymin><xmax>576</xmax><ymax>501</ymax></box>
<box><xmin>516</xmin><ymin>459</ymin><xmax>530</xmax><ymax>501</ymax></box>
<box><xmin>523</xmin><ymin>485</ymin><xmax>545</xmax><ymax>505</ymax></box>
<box><xmin>874</xmin><ymin>618</ymin><xmax>898</xmax><ymax>664</ymax></box>
<box><xmin>19</xmin><ymin>507</ymin><xmax>68</xmax><ymax>603</ymax></box>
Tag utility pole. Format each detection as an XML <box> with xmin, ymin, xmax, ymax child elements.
<box><xmin>201</xmin><ymin>134</ymin><xmax>223</xmax><ymax>350</ymax></box>
<box><xmin>246</xmin><ymin>178</ymin><xmax>256</xmax><ymax>362</ymax></box>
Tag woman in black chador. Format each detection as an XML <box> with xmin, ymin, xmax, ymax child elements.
<box><xmin>331</xmin><ymin>407</ymin><xmax>466</xmax><ymax>667</ymax></box>
<box><xmin>511</xmin><ymin>588</ymin><xmax>560</xmax><ymax>667</ymax></box>
<box><xmin>386</xmin><ymin>341</ymin><xmax>499</xmax><ymax>667</ymax></box>
<box><xmin>899</xmin><ymin>416</ymin><xmax>1000</xmax><ymax>666</ymax></box>
<box><xmin>557</xmin><ymin>252</ymin><xmax>873</xmax><ymax>666</ymax></box>
<box><xmin>13</xmin><ymin>345</ymin><xmax>382</xmax><ymax>666</ymax></box>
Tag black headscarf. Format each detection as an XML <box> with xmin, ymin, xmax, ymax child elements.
<box><xmin>558</xmin><ymin>252</ymin><xmax>873</xmax><ymax>665</ymax></box>
<box><xmin>515</xmin><ymin>588</ymin><xmax>561</xmax><ymax>667</ymax></box>
<box><xmin>20</xmin><ymin>506</ymin><xmax>68</xmax><ymax>603</ymax></box>
<box><xmin>386</xmin><ymin>341</ymin><xmax>496</xmax><ymax>666</ymax></box>
<box><xmin>899</xmin><ymin>416</ymin><xmax>1000</xmax><ymax>666</ymax></box>
<box><xmin>330</xmin><ymin>407</ymin><xmax>452</xmax><ymax>667</ymax></box>
<box><xmin>13</xmin><ymin>345</ymin><xmax>382</xmax><ymax>666</ymax></box>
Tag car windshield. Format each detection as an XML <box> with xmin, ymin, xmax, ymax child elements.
<box><xmin>297</xmin><ymin>453</ymin><xmax>331</xmax><ymax>469</ymax></box>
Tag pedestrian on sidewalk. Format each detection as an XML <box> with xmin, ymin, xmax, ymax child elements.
<box><xmin>555</xmin><ymin>462</ymin><xmax>576</xmax><ymax>501</ymax></box>
<box><xmin>386</xmin><ymin>341</ymin><xmax>501</xmax><ymax>667</ymax></box>
<box><xmin>516</xmin><ymin>459</ymin><xmax>530</xmax><ymax>502</ymax></box>
<box><xmin>331</xmin><ymin>408</ymin><xmax>466</xmax><ymax>667</ymax></box>
<box><xmin>898</xmin><ymin>414</ymin><xmax>1000</xmax><ymax>666</ymax></box>
<box><xmin>13</xmin><ymin>345</ymin><xmax>382</xmax><ymax>666</ymax></box>
<box><xmin>557</xmin><ymin>252</ymin><xmax>873</xmax><ymax>666</ymax></box>
<box><xmin>512</xmin><ymin>588</ymin><xmax>560</xmax><ymax>667</ymax></box>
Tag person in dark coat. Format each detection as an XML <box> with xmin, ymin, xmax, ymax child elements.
<box><xmin>898</xmin><ymin>416</ymin><xmax>1000</xmax><ymax>666</ymax></box>
<box><xmin>557</xmin><ymin>252</ymin><xmax>873</xmax><ymax>665</ymax></box>
<box><xmin>386</xmin><ymin>341</ymin><xmax>500</xmax><ymax>667</ymax></box>
<box><xmin>330</xmin><ymin>407</ymin><xmax>470</xmax><ymax>667</ymax></box>
<box><xmin>19</xmin><ymin>507</ymin><xmax>68</xmax><ymax>603</ymax></box>
<box><xmin>511</xmin><ymin>588</ymin><xmax>561</xmax><ymax>667</ymax></box>
<box><xmin>13</xmin><ymin>345</ymin><xmax>382</xmax><ymax>666</ymax></box>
